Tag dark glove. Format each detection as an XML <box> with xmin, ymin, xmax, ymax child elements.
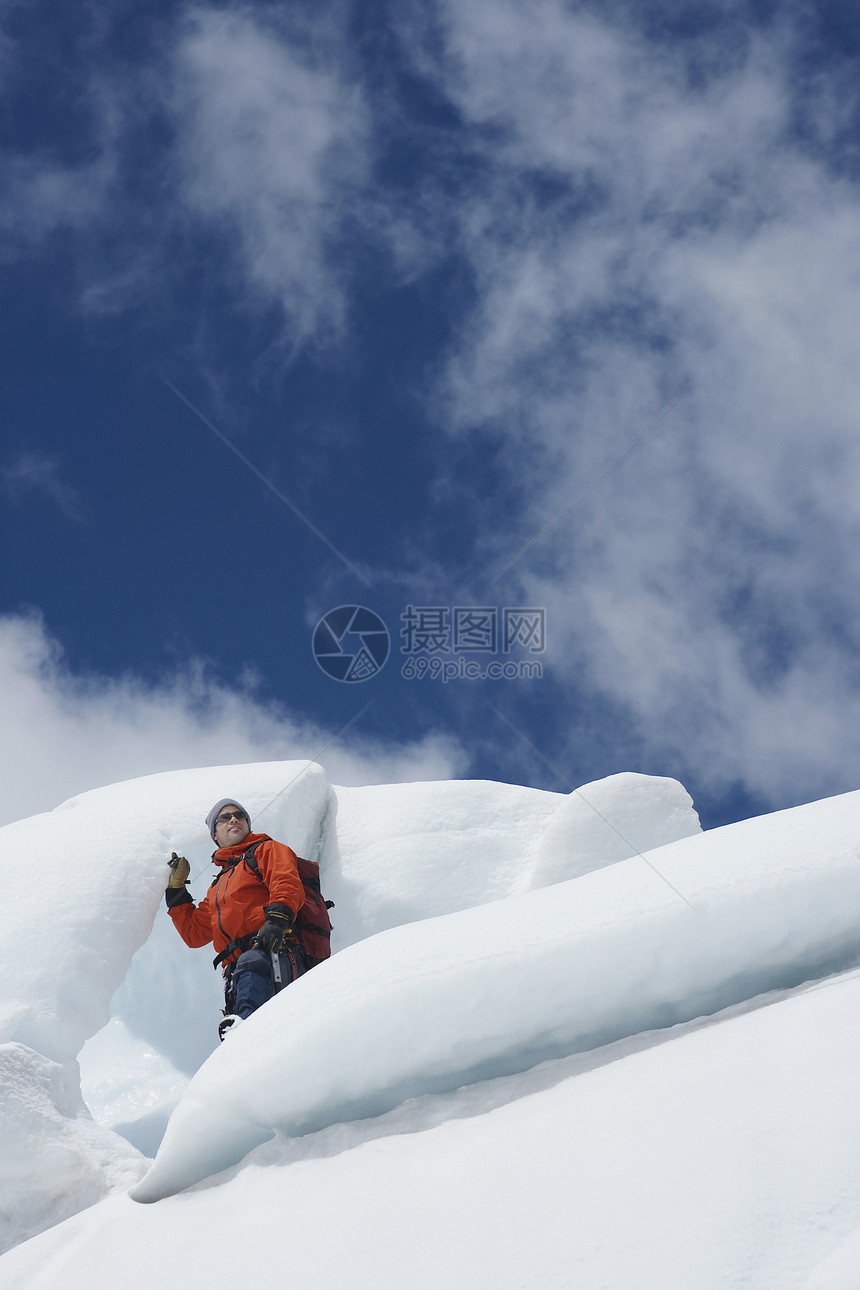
<box><xmin>252</xmin><ymin>904</ymin><xmax>298</xmax><ymax>954</ymax></box>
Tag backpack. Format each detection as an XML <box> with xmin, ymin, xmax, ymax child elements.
<box><xmin>242</xmin><ymin>841</ymin><xmax>334</xmax><ymax>968</ymax></box>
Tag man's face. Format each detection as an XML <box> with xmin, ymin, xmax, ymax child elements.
<box><xmin>213</xmin><ymin>805</ymin><xmax>250</xmax><ymax>849</ymax></box>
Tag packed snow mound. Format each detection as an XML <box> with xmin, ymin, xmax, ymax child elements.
<box><xmin>77</xmin><ymin>1018</ymin><xmax>191</xmax><ymax>1160</ymax></box>
<box><xmin>10</xmin><ymin>970</ymin><xmax>860</xmax><ymax>1290</ymax></box>
<box><xmin>133</xmin><ymin>788</ymin><xmax>860</xmax><ymax>1202</ymax></box>
<box><xmin>527</xmin><ymin>771</ymin><xmax>701</xmax><ymax>888</ymax></box>
<box><xmin>0</xmin><ymin>758</ymin><xmax>332</xmax><ymax>1242</ymax></box>
<box><xmin>4</xmin><ymin>766</ymin><xmax>860</xmax><ymax>1285</ymax></box>
<box><xmin>323</xmin><ymin>778</ymin><xmax>560</xmax><ymax>940</ymax></box>
<box><xmin>0</xmin><ymin>759</ymin><xmax>331</xmax><ymax>1064</ymax></box>
<box><xmin>0</xmin><ymin>1043</ymin><xmax>144</xmax><ymax>1255</ymax></box>
<box><xmin>0</xmin><ymin>760</ymin><xmax>693</xmax><ymax>1070</ymax></box>
<box><xmin>806</xmin><ymin>1225</ymin><xmax>860</xmax><ymax>1290</ymax></box>
<box><xmin>325</xmin><ymin>773</ymin><xmax>700</xmax><ymax>940</ymax></box>
<box><xmin>75</xmin><ymin>766</ymin><xmax>696</xmax><ymax>1151</ymax></box>
<box><xmin>0</xmin><ymin>757</ymin><xmax>700</xmax><ymax>1242</ymax></box>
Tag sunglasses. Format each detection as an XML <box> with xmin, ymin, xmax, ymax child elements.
<box><xmin>215</xmin><ymin>811</ymin><xmax>248</xmax><ymax>825</ymax></box>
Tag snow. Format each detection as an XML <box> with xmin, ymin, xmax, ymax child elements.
<box><xmin>3</xmin><ymin>758</ymin><xmax>860</xmax><ymax>1286</ymax></box>
<box><xmin>325</xmin><ymin>771</ymin><xmax>701</xmax><ymax>937</ymax></box>
<box><xmin>77</xmin><ymin>765</ymin><xmax>699</xmax><ymax>1155</ymax></box>
<box><xmin>7</xmin><ymin>974</ymin><xmax>860</xmax><ymax>1289</ymax></box>
<box><xmin>321</xmin><ymin>777</ymin><xmax>561</xmax><ymax>938</ymax></box>
<box><xmin>0</xmin><ymin>1043</ymin><xmax>144</xmax><ymax>1256</ymax></box>
<box><xmin>131</xmin><ymin>785</ymin><xmax>860</xmax><ymax>1203</ymax></box>
<box><xmin>527</xmin><ymin>770</ymin><xmax>701</xmax><ymax>888</ymax></box>
<box><xmin>0</xmin><ymin>759</ymin><xmax>332</xmax><ymax>1066</ymax></box>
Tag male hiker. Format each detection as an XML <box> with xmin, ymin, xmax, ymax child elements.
<box><xmin>166</xmin><ymin>798</ymin><xmax>306</xmax><ymax>1039</ymax></box>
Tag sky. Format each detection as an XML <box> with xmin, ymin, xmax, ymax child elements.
<box><xmin>2</xmin><ymin>0</ymin><xmax>860</xmax><ymax>830</ymax></box>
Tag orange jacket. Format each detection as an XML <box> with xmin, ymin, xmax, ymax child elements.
<box><xmin>168</xmin><ymin>833</ymin><xmax>305</xmax><ymax>962</ymax></box>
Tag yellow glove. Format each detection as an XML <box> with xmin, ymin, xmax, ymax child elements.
<box><xmin>167</xmin><ymin>852</ymin><xmax>190</xmax><ymax>888</ymax></box>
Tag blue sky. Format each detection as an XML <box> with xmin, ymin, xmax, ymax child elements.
<box><xmin>2</xmin><ymin>0</ymin><xmax>860</xmax><ymax>830</ymax></box>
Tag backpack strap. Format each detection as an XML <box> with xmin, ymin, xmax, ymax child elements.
<box><xmin>212</xmin><ymin>932</ymin><xmax>255</xmax><ymax>970</ymax></box>
<box><xmin>241</xmin><ymin>840</ymin><xmax>264</xmax><ymax>878</ymax></box>
<box><xmin>239</xmin><ymin>841</ymin><xmax>335</xmax><ymax>969</ymax></box>
<box><xmin>240</xmin><ymin>843</ymin><xmax>334</xmax><ymax>911</ymax></box>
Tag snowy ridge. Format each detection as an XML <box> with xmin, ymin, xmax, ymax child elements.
<box><xmin>4</xmin><ymin>763</ymin><xmax>860</xmax><ymax>1286</ymax></box>
<box><xmin>0</xmin><ymin>759</ymin><xmax>333</xmax><ymax>1064</ymax></box>
<box><xmin>8</xmin><ymin>965</ymin><xmax>860</xmax><ymax>1288</ymax></box>
<box><xmin>319</xmin><ymin>771</ymin><xmax>700</xmax><ymax>940</ymax></box>
<box><xmin>0</xmin><ymin>1043</ymin><xmax>144</xmax><ymax>1256</ymax></box>
<box><xmin>75</xmin><ymin>767</ymin><xmax>700</xmax><ymax>1153</ymax></box>
<box><xmin>0</xmin><ymin>759</ymin><xmax>333</xmax><ymax>1254</ymax></box>
<box><xmin>0</xmin><ymin>762</ymin><xmax>697</xmax><ymax>1247</ymax></box>
<box><xmin>132</xmin><ymin>787</ymin><xmax>860</xmax><ymax>1202</ymax></box>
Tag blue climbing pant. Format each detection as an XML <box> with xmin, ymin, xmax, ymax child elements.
<box><xmin>227</xmin><ymin>946</ymin><xmax>305</xmax><ymax>1019</ymax></box>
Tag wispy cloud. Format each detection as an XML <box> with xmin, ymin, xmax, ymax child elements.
<box><xmin>2</xmin><ymin>0</ymin><xmax>859</xmax><ymax>813</ymax></box>
<box><xmin>169</xmin><ymin>6</ymin><xmax>370</xmax><ymax>349</ymax></box>
<box><xmin>0</xmin><ymin>4</ymin><xmax>370</xmax><ymax>347</ymax></box>
<box><xmin>0</xmin><ymin>156</ymin><xmax>111</xmax><ymax>251</ymax></box>
<box><xmin>386</xmin><ymin>0</ymin><xmax>860</xmax><ymax>806</ymax></box>
<box><xmin>1</xmin><ymin>449</ymin><xmax>85</xmax><ymax>521</ymax></box>
<box><xmin>0</xmin><ymin>612</ymin><xmax>467</xmax><ymax>828</ymax></box>
<box><xmin>0</xmin><ymin>46</ymin><xmax>124</xmax><ymax>257</ymax></box>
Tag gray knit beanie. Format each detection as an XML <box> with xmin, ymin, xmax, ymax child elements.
<box><xmin>205</xmin><ymin>798</ymin><xmax>251</xmax><ymax>841</ymax></box>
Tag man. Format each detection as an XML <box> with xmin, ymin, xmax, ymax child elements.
<box><xmin>166</xmin><ymin>798</ymin><xmax>306</xmax><ymax>1039</ymax></box>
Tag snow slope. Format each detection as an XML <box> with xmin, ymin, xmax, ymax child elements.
<box><xmin>5</xmin><ymin>760</ymin><xmax>860</xmax><ymax>1286</ymax></box>
<box><xmin>6</xmin><ymin>971</ymin><xmax>860</xmax><ymax>1289</ymax></box>
<box><xmin>132</xmin><ymin>786</ymin><xmax>860</xmax><ymax>1202</ymax></box>
<box><xmin>0</xmin><ymin>1043</ymin><xmax>144</xmax><ymax>1256</ymax></box>
<box><xmin>319</xmin><ymin>770</ymin><xmax>699</xmax><ymax>939</ymax></box>
<box><xmin>76</xmin><ymin>767</ymin><xmax>698</xmax><ymax>1154</ymax></box>
<box><xmin>0</xmin><ymin>759</ymin><xmax>333</xmax><ymax>1065</ymax></box>
<box><xmin>0</xmin><ymin>759</ymin><xmax>333</xmax><ymax>1250</ymax></box>
<box><xmin>0</xmin><ymin>762</ymin><xmax>698</xmax><ymax>1248</ymax></box>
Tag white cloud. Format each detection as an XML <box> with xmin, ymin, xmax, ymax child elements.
<box><xmin>0</xmin><ymin>613</ymin><xmax>466</xmax><ymax>829</ymax></box>
<box><xmin>391</xmin><ymin>0</ymin><xmax>860</xmax><ymax>806</ymax></box>
<box><xmin>2</xmin><ymin>0</ymin><xmax>857</xmax><ymax>810</ymax></box>
<box><xmin>170</xmin><ymin>6</ymin><xmax>369</xmax><ymax>346</ymax></box>
<box><xmin>0</xmin><ymin>5</ymin><xmax>370</xmax><ymax>344</ymax></box>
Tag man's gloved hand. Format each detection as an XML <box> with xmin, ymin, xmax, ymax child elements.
<box><xmin>252</xmin><ymin>904</ymin><xmax>298</xmax><ymax>954</ymax></box>
<box><xmin>167</xmin><ymin>853</ymin><xmax>190</xmax><ymax>889</ymax></box>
